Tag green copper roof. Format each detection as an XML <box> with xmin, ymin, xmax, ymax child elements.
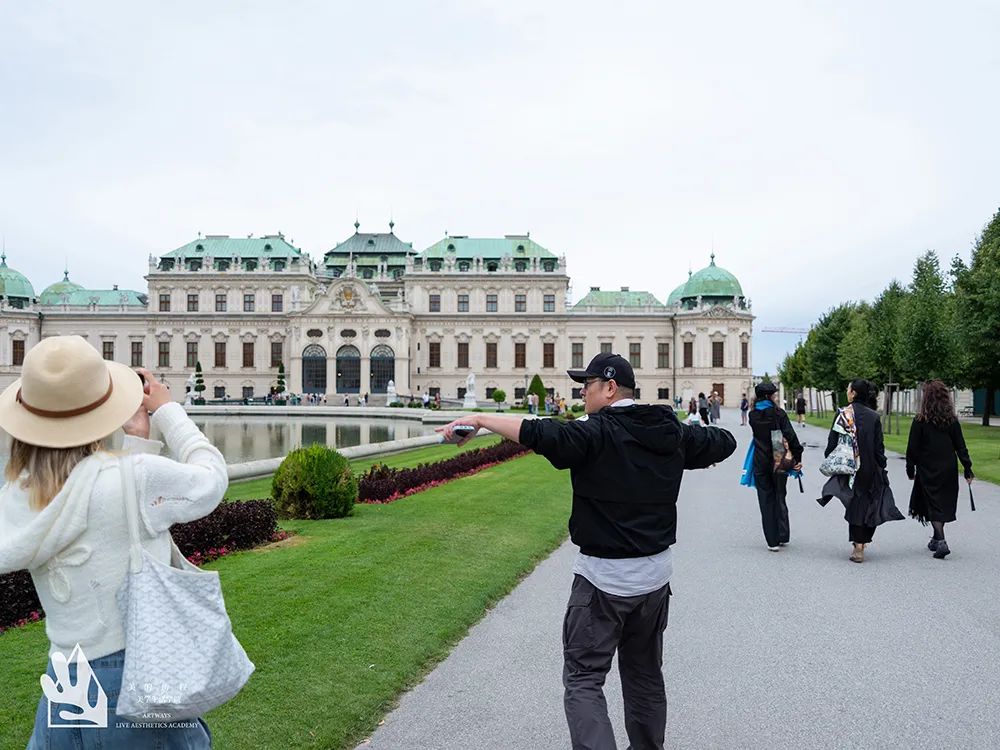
<box><xmin>666</xmin><ymin>272</ymin><xmax>691</xmax><ymax>305</ymax></box>
<box><xmin>162</xmin><ymin>235</ymin><xmax>306</xmax><ymax>260</ymax></box>
<box><xmin>421</xmin><ymin>235</ymin><xmax>556</xmax><ymax>260</ymax></box>
<box><xmin>324</xmin><ymin>224</ymin><xmax>415</xmax><ymax>265</ymax></box>
<box><xmin>39</xmin><ymin>288</ymin><xmax>147</xmax><ymax>307</ymax></box>
<box><xmin>0</xmin><ymin>254</ymin><xmax>36</xmax><ymax>300</ymax></box>
<box><xmin>573</xmin><ymin>288</ymin><xmax>664</xmax><ymax>309</ymax></box>
<box><xmin>39</xmin><ymin>270</ymin><xmax>86</xmax><ymax>304</ymax></box>
<box><xmin>680</xmin><ymin>254</ymin><xmax>743</xmax><ymax>299</ymax></box>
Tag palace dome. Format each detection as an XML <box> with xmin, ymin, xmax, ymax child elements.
<box><xmin>0</xmin><ymin>254</ymin><xmax>36</xmax><ymax>301</ymax></box>
<box><xmin>39</xmin><ymin>270</ymin><xmax>85</xmax><ymax>304</ymax></box>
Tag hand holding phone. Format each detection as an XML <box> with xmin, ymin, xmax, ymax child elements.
<box><xmin>443</xmin><ymin>424</ymin><xmax>477</xmax><ymax>444</ymax></box>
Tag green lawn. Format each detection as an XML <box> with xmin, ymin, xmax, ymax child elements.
<box><xmin>802</xmin><ymin>414</ymin><xmax>1000</xmax><ymax>485</ymax></box>
<box><xmin>0</xmin><ymin>445</ymin><xmax>570</xmax><ymax>750</ymax></box>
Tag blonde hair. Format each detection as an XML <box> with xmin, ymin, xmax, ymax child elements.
<box><xmin>5</xmin><ymin>438</ymin><xmax>107</xmax><ymax>511</ymax></box>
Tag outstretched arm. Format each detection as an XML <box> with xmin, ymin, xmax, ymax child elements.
<box><xmin>437</xmin><ymin>413</ymin><xmax>524</xmax><ymax>444</ymax></box>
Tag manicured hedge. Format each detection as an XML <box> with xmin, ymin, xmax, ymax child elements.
<box><xmin>358</xmin><ymin>439</ymin><xmax>529</xmax><ymax>504</ymax></box>
<box><xmin>1</xmin><ymin>500</ymin><xmax>280</xmax><ymax>633</ymax></box>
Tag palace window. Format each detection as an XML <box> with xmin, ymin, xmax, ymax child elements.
<box><xmin>683</xmin><ymin>342</ymin><xmax>693</xmax><ymax>368</ymax></box>
<box><xmin>543</xmin><ymin>294</ymin><xmax>555</xmax><ymax>312</ymax></box>
<box><xmin>571</xmin><ymin>387</ymin><xmax>582</xmax><ymax>399</ymax></box>
<box><xmin>486</xmin><ymin>294</ymin><xmax>498</xmax><ymax>312</ymax></box>
<box><xmin>243</xmin><ymin>293</ymin><xmax>255</xmax><ymax>312</ymax></box>
<box><xmin>158</xmin><ymin>341</ymin><xmax>170</xmax><ymax>368</ymax></box>
<box><xmin>515</xmin><ymin>294</ymin><xmax>526</xmax><ymax>312</ymax></box>
<box><xmin>515</xmin><ymin>261</ymin><xmax>526</xmax><ymax>272</ymax></box>
<box><xmin>543</xmin><ymin>261</ymin><xmax>555</xmax><ymax>272</ymax></box>
<box><xmin>159</xmin><ymin>293</ymin><xmax>170</xmax><ymax>312</ymax></box>
<box><xmin>629</xmin><ymin>343</ymin><xmax>641</xmax><ymax>369</ymax></box>
<box><xmin>600</xmin><ymin>342</ymin><xmax>613</xmax><ymax>354</ymax></box>
<box><xmin>187</xmin><ymin>294</ymin><xmax>198</xmax><ymax>312</ymax></box>
<box><xmin>186</xmin><ymin>341</ymin><xmax>197</xmax><ymax>368</ymax></box>
<box><xmin>102</xmin><ymin>341</ymin><xmax>115</xmax><ymax>361</ymax></box>
<box><xmin>712</xmin><ymin>342</ymin><xmax>724</xmax><ymax>368</ymax></box>
<box><xmin>130</xmin><ymin>341</ymin><xmax>143</xmax><ymax>367</ymax></box>
<box><xmin>12</xmin><ymin>340</ymin><xmax>24</xmax><ymax>366</ymax></box>
<box><xmin>214</xmin><ymin>386</ymin><xmax>226</xmax><ymax>398</ymax></box>
<box><xmin>428</xmin><ymin>342</ymin><xmax>441</xmax><ymax>368</ymax></box>
<box><xmin>457</xmin><ymin>342</ymin><xmax>469</xmax><ymax>369</ymax></box>
<box><xmin>486</xmin><ymin>342</ymin><xmax>498</xmax><ymax>368</ymax></box>
<box><xmin>272</xmin><ymin>293</ymin><xmax>283</xmax><ymax>312</ymax></box>
<box><xmin>741</xmin><ymin>341</ymin><xmax>749</xmax><ymax>369</ymax></box>
<box><xmin>243</xmin><ymin>342</ymin><xmax>254</xmax><ymax>368</ymax></box>
<box><xmin>657</xmin><ymin>343</ymin><xmax>670</xmax><ymax>369</ymax></box>
<box><xmin>543</xmin><ymin>343</ymin><xmax>555</xmax><ymax>369</ymax></box>
<box><xmin>571</xmin><ymin>343</ymin><xmax>583</xmax><ymax>368</ymax></box>
<box><xmin>514</xmin><ymin>342</ymin><xmax>526</xmax><ymax>369</ymax></box>
<box><xmin>271</xmin><ymin>341</ymin><xmax>283</xmax><ymax>367</ymax></box>
<box><xmin>658</xmin><ymin>388</ymin><xmax>670</xmax><ymax>400</ymax></box>
<box><xmin>429</xmin><ymin>294</ymin><xmax>441</xmax><ymax>312</ymax></box>
<box><xmin>215</xmin><ymin>293</ymin><xmax>227</xmax><ymax>312</ymax></box>
<box><xmin>458</xmin><ymin>294</ymin><xmax>469</xmax><ymax>312</ymax></box>
<box><xmin>215</xmin><ymin>342</ymin><xmax>226</xmax><ymax>368</ymax></box>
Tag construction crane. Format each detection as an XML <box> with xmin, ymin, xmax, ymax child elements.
<box><xmin>760</xmin><ymin>327</ymin><xmax>809</xmax><ymax>334</ymax></box>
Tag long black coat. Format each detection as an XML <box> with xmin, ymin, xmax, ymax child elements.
<box><xmin>748</xmin><ymin>403</ymin><xmax>802</xmax><ymax>475</ymax></box>
<box><xmin>906</xmin><ymin>418</ymin><xmax>974</xmax><ymax>523</ymax></box>
<box><xmin>819</xmin><ymin>402</ymin><xmax>904</xmax><ymax>527</ymax></box>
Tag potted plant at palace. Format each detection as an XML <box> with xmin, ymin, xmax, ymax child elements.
<box><xmin>274</xmin><ymin>362</ymin><xmax>287</xmax><ymax>405</ymax></box>
<box><xmin>491</xmin><ymin>388</ymin><xmax>506</xmax><ymax>412</ymax></box>
<box><xmin>193</xmin><ymin>361</ymin><xmax>206</xmax><ymax>405</ymax></box>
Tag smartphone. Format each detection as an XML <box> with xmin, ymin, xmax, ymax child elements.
<box><xmin>444</xmin><ymin>425</ymin><xmax>477</xmax><ymax>444</ymax></box>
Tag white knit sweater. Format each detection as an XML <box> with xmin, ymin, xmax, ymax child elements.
<box><xmin>0</xmin><ymin>402</ymin><xmax>228</xmax><ymax>659</ymax></box>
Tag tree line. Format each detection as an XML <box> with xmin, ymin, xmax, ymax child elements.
<box><xmin>778</xmin><ymin>207</ymin><xmax>1000</xmax><ymax>427</ymax></box>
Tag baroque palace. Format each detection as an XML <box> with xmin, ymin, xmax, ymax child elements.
<box><xmin>0</xmin><ymin>223</ymin><xmax>754</xmax><ymax>405</ymax></box>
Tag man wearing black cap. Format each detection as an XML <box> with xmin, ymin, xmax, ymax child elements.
<box><xmin>439</xmin><ymin>352</ymin><xmax>737</xmax><ymax>750</ymax></box>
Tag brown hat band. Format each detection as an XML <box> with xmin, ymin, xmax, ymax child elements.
<box><xmin>16</xmin><ymin>378</ymin><xmax>115</xmax><ymax>418</ymax></box>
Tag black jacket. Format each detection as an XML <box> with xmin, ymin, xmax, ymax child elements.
<box><xmin>748</xmin><ymin>403</ymin><xmax>802</xmax><ymax>475</ymax></box>
<box><xmin>906</xmin><ymin>418</ymin><xmax>974</xmax><ymax>523</ymax></box>
<box><xmin>518</xmin><ymin>405</ymin><xmax>737</xmax><ymax>558</ymax></box>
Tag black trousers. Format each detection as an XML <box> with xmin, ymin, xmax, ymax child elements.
<box><xmin>754</xmin><ymin>471</ymin><xmax>790</xmax><ymax>547</ymax></box>
<box><xmin>699</xmin><ymin>408</ymin><xmax>710</xmax><ymax>423</ymax></box>
<box><xmin>849</xmin><ymin>524</ymin><xmax>876</xmax><ymax>543</ymax></box>
<box><xmin>563</xmin><ymin>574</ymin><xmax>671</xmax><ymax>750</ymax></box>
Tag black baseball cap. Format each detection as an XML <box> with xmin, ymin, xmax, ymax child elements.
<box><xmin>567</xmin><ymin>352</ymin><xmax>636</xmax><ymax>389</ymax></box>
<box><xmin>754</xmin><ymin>382</ymin><xmax>778</xmax><ymax>399</ymax></box>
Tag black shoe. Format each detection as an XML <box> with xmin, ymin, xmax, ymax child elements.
<box><xmin>933</xmin><ymin>540</ymin><xmax>951</xmax><ymax>559</ymax></box>
<box><xmin>928</xmin><ymin>538</ymin><xmax>940</xmax><ymax>552</ymax></box>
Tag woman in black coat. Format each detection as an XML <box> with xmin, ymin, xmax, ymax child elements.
<box><xmin>906</xmin><ymin>380</ymin><xmax>974</xmax><ymax>559</ymax></box>
<box><xmin>819</xmin><ymin>379</ymin><xmax>904</xmax><ymax>563</ymax></box>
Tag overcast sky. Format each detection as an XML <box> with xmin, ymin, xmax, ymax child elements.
<box><xmin>2</xmin><ymin>1</ymin><xmax>998</xmax><ymax>373</ymax></box>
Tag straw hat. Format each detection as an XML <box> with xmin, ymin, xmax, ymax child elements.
<box><xmin>0</xmin><ymin>335</ymin><xmax>145</xmax><ymax>448</ymax></box>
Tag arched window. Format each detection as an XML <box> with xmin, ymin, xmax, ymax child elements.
<box><xmin>336</xmin><ymin>345</ymin><xmax>361</xmax><ymax>393</ymax></box>
<box><xmin>301</xmin><ymin>344</ymin><xmax>327</xmax><ymax>393</ymax></box>
<box><xmin>370</xmin><ymin>345</ymin><xmax>395</xmax><ymax>394</ymax></box>
<box><xmin>515</xmin><ymin>261</ymin><xmax>527</xmax><ymax>272</ymax></box>
<box><xmin>487</xmin><ymin>262</ymin><xmax>498</xmax><ymax>272</ymax></box>
<box><xmin>458</xmin><ymin>261</ymin><xmax>470</xmax><ymax>272</ymax></box>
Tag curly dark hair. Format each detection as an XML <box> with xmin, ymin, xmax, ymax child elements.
<box><xmin>916</xmin><ymin>380</ymin><xmax>956</xmax><ymax>428</ymax></box>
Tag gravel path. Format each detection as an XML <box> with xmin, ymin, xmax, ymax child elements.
<box><xmin>359</xmin><ymin>412</ymin><xmax>1000</xmax><ymax>749</ymax></box>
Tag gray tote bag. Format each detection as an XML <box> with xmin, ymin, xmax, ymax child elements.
<box><xmin>115</xmin><ymin>455</ymin><xmax>254</xmax><ymax>722</ymax></box>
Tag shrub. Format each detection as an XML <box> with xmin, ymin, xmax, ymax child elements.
<box><xmin>0</xmin><ymin>571</ymin><xmax>43</xmax><ymax>633</ymax></box>
<box><xmin>528</xmin><ymin>374</ymin><xmax>548</xmax><ymax>405</ymax></box>
<box><xmin>571</xmin><ymin>403</ymin><xmax>585</xmax><ymax>413</ymax></box>
<box><xmin>272</xmin><ymin>444</ymin><xmax>357</xmax><ymax>519</ymax></box>
<box><xmin>492</xmin><ymin>389</ymin><xmax>506</xmax><ymax>404</ymax></box>
<box><xmin>358</xmin><ymin>439</ymin><xmax>529</xmax><ymax>503</ymax></box>
<box><xmin>389</xmin><ymin>401</ymin><xmax>404</xmax><ymax>407</ymax></box>
<box><xmin>406</xmin><ymin>401</ymin><xmax>422</xmax><ymax>408</ymax></box>
<box><xmin>171</xmin><ymin>500</ymin><xmax>279</xmax><ymax>557</ymax></box>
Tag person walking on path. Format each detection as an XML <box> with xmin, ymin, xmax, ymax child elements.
<box><xmin>438</xmin><ymin>352</ymin><xmax>737</xmax><ymax>750</ymax></box>
<box><xmin>0</xmin><ymin>336</ymin><xmax>229</xmax><ymax>748</ymax></box>
<box><xmin>709</xmin><ymin>392</ymin><xmax>722</xmax><ymax>424</ymax></box>
<box><xmin>795</xmin><ymin>393</ymin><xmax>807</xmax><ymax>426</ymax></box>
<box><xmin>698</xmin><ymin>392</ymin><xmax>710</xmax><ymax>425</ymax></box>
<box><xmin>688</xmin><ymin>395</ymin><xmax>697</xmax><ymax>419</ymax></box>
<box><xmin>743</xmin><ymin>382</ymin><xmax>803</xmax><ymax>551</ymax></box>
<box><xmin>906</xmin><ymin>380</ymin><xmax>974</xmax><ymax>559</ymax></box>
<box><xmin>818</xmin><ymin>379</ymin><xmax>903</xmax><ymax>563</ymax></box>
<box><xmin>739</xmin><ymin>393</ymin><xmax>749</xmax><ymax>426</ymax></box>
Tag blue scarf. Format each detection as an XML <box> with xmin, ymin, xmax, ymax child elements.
<box><xmin>740</xmin><ymin>400</ymin><xmax>802</xmax><ymax>487</ymax></box>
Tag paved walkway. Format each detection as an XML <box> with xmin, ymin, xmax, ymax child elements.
<box><xmin>358</xmin><ymin>412</ymin><xmax>1000</xmax><ymax>749</ymax></box>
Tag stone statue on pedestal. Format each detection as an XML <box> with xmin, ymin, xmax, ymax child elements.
<box><xmin>386</xmin><ymin>379</ymin><xmax>399</xmax><ymax>405</ymax></box>
<box><xmin>463</xmin><ymin>372</ymin><xmax>478</xmax><ymax>409</ymax></box>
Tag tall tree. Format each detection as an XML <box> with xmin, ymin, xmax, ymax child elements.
<box><xmin>837</xmin><ymin>303</ymin><xmax>875</xmax><ymax>383</ymax></box>
<box><xmin>867</xmin><ymin>281</ymin><xmax>907</xmax><ymax>385</ymax></box>
<box><xmin>808</xmin><ymin>304</ymin><xmax>854</xmax><ymax>410</ymax></box>
<box><xmin>895</xmin><ymin>251</ymin><xmax>958</xmax><ymax>385</ymax></box>
<box><xmin>954</xmin><ymin>207</ymin><xmax>1000</xmax><ymax>426</ymax></box>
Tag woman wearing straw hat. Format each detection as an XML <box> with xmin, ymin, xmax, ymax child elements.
<box><xmin>0</xmin><ymin>335</ymin><xmax>228</xmax><ymax>748</ymax></box>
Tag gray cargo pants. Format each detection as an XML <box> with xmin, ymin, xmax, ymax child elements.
<box><xmin>563</xmin><ymin>573</ymin><xmax>671</xmax><ymax>750</ymax></box>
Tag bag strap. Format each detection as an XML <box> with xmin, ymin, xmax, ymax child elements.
<box><xmin>119</xmin><ymin>455</ymin><xmax>144</xmax><ymax>573</ymax></box>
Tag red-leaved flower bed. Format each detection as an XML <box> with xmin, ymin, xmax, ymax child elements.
<box><xmin>358</xmin><ymin>439</ymin><xmax>529</xmax><ymax>504</ymax></box>
<box><xmin>1</xmin><ymin>500</ymin><xmax>283</xmax><ymax>634</ymax></box>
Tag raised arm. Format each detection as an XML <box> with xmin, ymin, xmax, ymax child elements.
<box><xmin>681</xmin><ymin>424</ymin><xmax>737</xmax><ymax>469</ymax></box>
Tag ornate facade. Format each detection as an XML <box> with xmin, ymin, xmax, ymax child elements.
<box><xmin>0</xmin><ymin>226</ymin><xmax>754</xmax><ymax>405</ymax></box>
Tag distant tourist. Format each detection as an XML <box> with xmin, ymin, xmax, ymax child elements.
<box><xmin>437</xmin><ymin>352</ymin><xmax>736</xmax><ymax>750</ymax></box>
<box><xmin>818</xmin><ymin>379</ymin><xmax>903</xmax><ymax>563</ymax></box>
<box><xmin>434</xmin><ymin>392</ymin><xmax>441</xmax><ymax>409</ymax></box>
<box><xmin>423</xmin><ymin>391</ymin><xmax>430</xmax><ymax>408</ymax></box>
<box><xmin>744</xmin><ymin>382</ymin><xmax>802</xmax><ymax>550</ymax></box>
<box><xmin>739</xmin><ymin>393</ymin><xmax>749</xmax><ymax>426</ymax></box>
<box><xmin>906</xmin><ymin>380</ymin><xmax>974</xmax><ymax>559</ymax></box>
<box><xmin>688</xmin><ymin>395</ymin><xmax>697</xmax><ymax>417</ymax></box>
<box><xmin>697</xmin><ymin>392</ymin><xmax>710</xmax><ymax>424</ymax></box>
<box><xmin>795</xmin><ymin>392</ymin><xmax>807</xmax><ymax>426</ymax></box>
<box><xmin>0</xmin><ymin>336</ymin><xmax>231</xmax><ymax>747</ymax></box>
<box><xmin>710</xmin><ymin>392</ymin><xmax>721</xmax><ymax>423</ymax></box>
